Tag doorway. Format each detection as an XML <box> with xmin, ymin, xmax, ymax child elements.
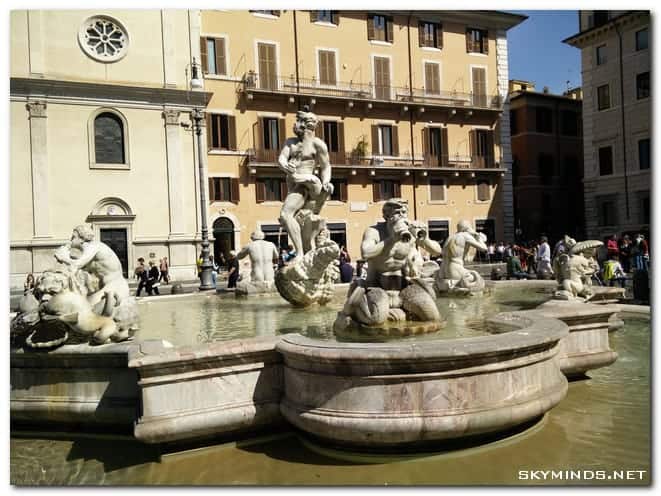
<box><xmin>100</xmin><ymin>228</ymin><xmax>128</xmax><ymax>277</ymax></box>
<box><xmin>213</xmin><ymin>217</ymin><xmax>235</xmax><ymax>268</ymax></box>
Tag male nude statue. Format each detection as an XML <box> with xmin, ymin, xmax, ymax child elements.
<box><xmin>438</xmin><ymin>220</ymin><xmax>488</xmax><ymax>282</ymax></box>
<box><xmin>53</xmin><ymin>224</ymin><xmax>130</xmax><ymax>306</ymax></box>
<box><xmin>236</xmin><ymin>229</ymin><xmax>279</xmax><ymax>283</ymax></box>
<box><xmin>338</xmin><ymin>199</ymin><xmax>443</xmax><ymax>326</ymax></box>
<box><xmin>277</xmin><ymin>106</ymin><xmax>334</xmax><ymax>259</ymax></box>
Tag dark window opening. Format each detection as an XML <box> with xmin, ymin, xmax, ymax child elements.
<box><xmin>94</xmin><ymin>112</ymin><xmax>125</xmax><ymax>164</ymax></box>
<box><xmin>599</xmin><ymin>146</ymin><xmax>614</xmax><ymax>176</ymax></box>
<box><xmin>637</xmin><ymin>72</ymin><xmax>650</xmax><ymax>100</ymax></box>
<box><xmin>638</xmin><ymin>139</ymin><xmax>650</xmax><ymax>170</ymax></box>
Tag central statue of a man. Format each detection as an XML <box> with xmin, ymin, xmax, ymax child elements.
<box><xmin>277</xmin><ymin>106</ymin><xmax>334</xmax><ymax>258</ymax></box>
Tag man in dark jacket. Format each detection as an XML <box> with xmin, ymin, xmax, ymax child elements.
<box><xmin>147</xmin><ymin>260</ymin><xmax>160</xmax><ymax>295</ymax></box>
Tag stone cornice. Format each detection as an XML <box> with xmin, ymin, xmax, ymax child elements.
<box><xmin>563</xmin><ymin>11</ymin><xmax>649</xmax><ymax>48</ymax></box>
<box><xmin>10</xmin><ymin>78</ymin><xmax>212</xmax><ymax>108</ymax></box>
<box><xmin>355</xmin><ymin>10</ymin><xmax>527</xmax><ymax>30</ymax></box>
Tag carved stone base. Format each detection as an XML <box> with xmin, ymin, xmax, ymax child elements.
<box><xmin>235</xmin><ymin>280</ymin><xmax>277</xmax><ymax>296</ymax></box>
<box><xmin>334</xmin><ymin>319</ymin><xmax>444</xmax><ymax>342</ymax></box>
<box><xmin>275</xmin><ymin>240</ymin><xmax>340</xmax><ymax>307</ymax></box>
<box><xmin>435</xmin><ymin>270</ymin><xmax>486</xmax><ymax>296</ymax></box>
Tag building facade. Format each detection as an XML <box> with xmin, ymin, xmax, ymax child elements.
<box><xmin>10</xmin><ymin>10</ymin><xmax>210</xmax><ymax>288</ymax></box>
<box><xmin>199</xmin><ymin>10</ymin><xmax>525</xmax><ymax>260</ymax></box>
<box><xmin>509</xmin><ymin>80</ymin><xmax>585</xmax><ymax>241</ymax></box>
<box><xmin>564</xmin><ymin>11</ymin><xmax>650</xmax><ymax>239</ymax></box>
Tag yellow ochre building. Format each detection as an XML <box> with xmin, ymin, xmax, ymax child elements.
<box><xmin>200</xmin><ymin>10</ymin><xmax>526</xmax><ymax>261</ymax></box>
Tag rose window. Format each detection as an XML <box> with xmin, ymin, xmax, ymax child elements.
<box><xmin>79</xmin><ymin>16</ymin><xmax>129</xmax><ymax>62</ymax></box>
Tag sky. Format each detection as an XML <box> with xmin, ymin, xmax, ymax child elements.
<box><xmin>508</xmin><ymin>10</ymin><xmax>582</xmax><ymax>95</ymax></box>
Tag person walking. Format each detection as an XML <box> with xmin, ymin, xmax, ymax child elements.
<box><xmin>159</xmin><ymin>257</ymin><xmax>170</xmax><ymax>284</ymax></box>
<box><xmin>632</xmin><ymin>234</ymin><xmax>649</xmax><ymax>272</ymax></box>
<box><xmin>227</xmin><ymin>250</ymin><xmax>240</xmax><ymax>289</ymax></box>
<box><xmin>134</xmin><ymin>258</ymin><xmax>148</xmax><ymax>297</ymax></box>
<box><xmin>619</xmin><ymin>235</ymin><xmax>632</xmax><ymax>273</ymax></box>
<box><xmin>147</xmin><ymin>260</ymin><xmax>160</xmax><ymax>296</ymax></box>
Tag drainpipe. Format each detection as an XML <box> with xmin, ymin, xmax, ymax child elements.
<box><xmin>407</xmin><ymin>12</ymin><xmax>418</xmax><ymax>220</ymax></box>
<box><xmin>615</xmin><ymin>22</ymin><xmax>630</xmax><ymax>220</ymax></box>
<box><xmin>293</xmin><ymin>11</ymin><xmax>301</xmax><ymax>109</ymax></box>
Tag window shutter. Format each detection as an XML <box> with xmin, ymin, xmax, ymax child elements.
<box><xmin>373</xmin><ymin>181</ymin><xmax>381</xmax><ymax>202</ymax></box>
<box><xmin>441</xmin><ymin>127</ymin><xmax>449</xmax><ymax>167</ymax></box>
<box><xmin>367</xmin><ymin>14</ymin><xmax>375</xmax><ymax>40</ymax></box>
<box><xmin>215</xmin><ymin>38</ymin><xmax>226</xmax><ymax>76</ymax></box>
<box><xmin>230</xmin><ymin>178</ymin><xmax>240</xmax><ymax>204</ymax></box>
<box><xmin>228</xmin><ymin>115</ymin><xmax>237</xmax><ymax>150</ymax></box>
<box><xmin>486</xmin><ymin>131</ymin><xmax>495</xmax><ymax>168</ymax></box>
<box><xmin>477</xmin><ymin>181</ymin><xmax>490</xmax><ymax>201</ymax></box>
<box><xmin>327</xmin><ymin>51</ymin><xmax>336</xmax><ymax>85</ymax></box>
<box><xmin>316</xmin><ymin>120</ymin><xmax>324</xmax><ymax>139</ymax></box>
<box><xmin>278</xmin><ymin>119</ymin><xmax>286</xmax><ymax>149</ymax></box>
<box><xmin>466</xmin><ymin>29</ymin><xmax>472</xmax><ymax>52</ymax></box>
<box><xmin>208</xmin><ymin>178</ymin><xmax>216</xmax><ymax>202</ymax></box>
<box><xmin>393</xmin><ymin>181</ymin><xmax>401</xmax><ymax>198</ymax></box>
<box><xmin>386</xmin><ymin>17</ymin><xmax>394</xmax><ymax>43</ymax></box>
<box><xmin>422</xmin><ymin>127</ymin><xmax>430</xmax><ymax>158</ymax></box>
<box><xmin>310</xmin><ymin>11</ymin><xmax>319</xmax><ymax>22</ymax></box>
<box><xmin>392</xmin><ymin>126</ymin><xmax>399</xmax><ymax>156</ymax></box>
<box><xmin>333</xmin><ymin>12</ymin><xmax>340</xmax><ymax>26</ymax></box>
<box><xmin>337</xmin><ymin>121</ymin><xmax>345</xmax><ymax>153</ymax></box>
<box><xmin>279</xmin><ymin>179</ymin><xmax>288</xmax><ymax>201</ymax></box>
<box><xmin>418</xmin><ymin>21</ymin><xmax>425</xmax><ymax>47</ymax></box>
<box><xmin>371</xmin><ymin>125</ymin><xmax>379</xmax><ymax>154</ymax></box>
<box><xmin>340</xmin><ymin>180</ymin><xmax>348</xmax><ymax>202</ymax></box>
<box><xmin>206</xmin><ymin>113</ymin><xmax>212</xmax><ymax>150</ymax></box>
<box><xmin>437</xmin><ymin>24</ymin><xmax>443</xmax><ymax>49</ymax></box>
<box><xmin>256</xmin><ymin>118</ymin><xmax>264</xmax><ymax>152</ymax></box>
<box><xmin>200</xmin><ymin>37</ymin><xmax>208</xmax><ymax>73</ymax></box>
<box><xmin>483</xmin><ymin>30</ymin><xmax>489</xmax><ymax>54</ymax></box>
<box><xmin>469</xmin><ymin>129</ymin><xmax>477</xmax><ymax>167</ymax></box>
<box><xmin>256</xmin><ymin>180</ymin><xmax>266</xmax><ymax>203</ymax></box>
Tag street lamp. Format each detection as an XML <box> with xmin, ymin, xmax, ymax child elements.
<box><xmin>188</xmin><ymin>58</ymin><xmax>214</xmax><ymax>290</ymax></box>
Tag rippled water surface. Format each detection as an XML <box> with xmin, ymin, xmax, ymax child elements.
<box><xmin>11</xmin><ymin>315</ymin><xmax>650</xmax><ymax>485</ymax></box>
<box><xmin>135</xmin><ymin>285</ymin><xmax>554</xmax><ymax>346</ymax></box>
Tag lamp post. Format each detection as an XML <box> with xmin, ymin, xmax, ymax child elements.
<box><xmin>188</xmin><ymin>59</ymin><xmax>214</xmax><ymax>290</ymax></box>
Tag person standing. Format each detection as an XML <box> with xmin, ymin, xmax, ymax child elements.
<box><xmin>603</xmin><ymin>255</ymin><xmax>627</xmax><ymax>288</ymax></box>
<box><xmin>536</xmin><ymin>236</ymin><xmax>552</xmax><ymax>278</ymax></box>
<box><xmin>619</xmin><ymin>235</ymin><xmax>632</xmax><ymax>273</ymax></box>
<box><xmin>209</xmin><ymin>255</ymin><xmax>218</xmax><ymax>288</ymax></box>
<box><xmin>227</xmin><ymin>250</ymin><xmax>240</xmax><ymax>289</ymax></box>
<box><xmin>24</xmin><ymin>273</ymin><xmax>35</xmax><ymax>294</ymax></box>
<box><xmin>147</xmin><ymin>260</ymin><xmax>160</xmax><ymax>296</ymax></box>
<box><xmin>159</xmin><ymin>257</ymin><xmax>170</xmax><ymax>284</ymax></box>
<box><xmin>607</xmin><ymin>234</ymin><xmax>619</xmax><ymax>259</ymax></box>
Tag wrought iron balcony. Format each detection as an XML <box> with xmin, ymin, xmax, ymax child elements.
<box><xmin>246</xmin><ymin>149</ymin><xmax>502</xmax><ymax>171</ymax></box>
<box><xmin>241</xmin><ymin>72</ymin><xmax>503</xmax><ymax>111</ymax></box>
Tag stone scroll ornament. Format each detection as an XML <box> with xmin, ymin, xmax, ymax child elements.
<box><xmin>273</xmin><ymin>106</ymin><xmax>340</xmax><ymax>306</ymax></box>
<box><xmin>552</xmin><ymin>239</ymin><xmax>603</xmax><ymax>300</ymax></box>
<box><xmin>10</xmin><ymin>224</ymin><xmax>139</xmax><ymax>349</ymax></box>
<box><xmin>333</xmin><ymin>198</ymin><xmax>444</xmax><ymax>336</ymax></box>
<box><xmin>434</xmin><ymin>220</ymin><xmax>488</xmax><ymax>296</ymax></box>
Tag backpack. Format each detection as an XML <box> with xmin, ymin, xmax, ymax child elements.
<box><xmin>603</xmin><ymin>261</ymin><xmax>615</xmax><ymax>281</ymax></box>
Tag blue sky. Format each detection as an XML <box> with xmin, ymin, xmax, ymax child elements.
<box><xmin>508</xmin><ymin>10</ymin><xmax>582</xmax><ymax>95</ymax></box>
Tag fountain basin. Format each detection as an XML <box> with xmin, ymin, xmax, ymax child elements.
<box><xmin>519</xmin><ymin>301</ymin><xmax>619</xmax><ymax>377</ymax></box>
<box><xmin>276</xmin><ymin>314</ymin><xmax>568</xmax><ymax>448</ymax></box>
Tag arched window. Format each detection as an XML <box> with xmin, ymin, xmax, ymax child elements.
<box><xmin>94</xmin><ymin>112</ymin><xmax>125</xmax><ymax>164</ymax></box>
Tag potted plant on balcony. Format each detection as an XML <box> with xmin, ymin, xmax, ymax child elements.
<box><xmin>351</xmin><ymin>135</ymin><xmax>369</xmax><ymax>165</ymax></box>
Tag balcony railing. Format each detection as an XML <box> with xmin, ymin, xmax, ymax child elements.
<box><xmin>247</xmin><ymin>149</ymin><xmax>500</xmax><ymax>170</ymax></box>
<box><xmin>241</xmin><ymin>73</ymin><xmax>502</xmax><ymax>110</ymax></box>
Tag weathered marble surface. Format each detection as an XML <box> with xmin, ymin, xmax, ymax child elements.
<box><xmin>128</xmin><ymin>336</ymin><xmax>284</xmax><ymax>444</ymax></box>
<box><xmin>491</xmin><ymin>300</ymin><xmax>619</xmax><ymax>377</ymax></box>
<box><xmin>235</xmin><ymin>230</ymin><xmax>279</xmax><ymax>296</ymax></box>
<box><xmin>10</xmin><ymin>340</ymin><xmax>142</xmax><ymax>428</ymax></box>
<box><xmin>277</xmin><ymin>315</ymin><xmax>568</xmax><ymax>447</ymax></box>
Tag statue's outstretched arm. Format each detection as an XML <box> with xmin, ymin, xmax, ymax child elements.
<box><xmin>418</xmin><ymin>237</ymin><xmax>442</xmax><ymax>256</ymax></box>
<box><xmin>465</xmin><ymin>235</ymin><xmax>488</xmax><ymax>252</ymax></box>
<box><xmin>236</xmin><ymin>246</ymin><xmax>250</xmax><ymax>260</ymax></box>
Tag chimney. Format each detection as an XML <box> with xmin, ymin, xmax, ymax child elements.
<box><xmin>543</xmin><ymin>86</ymin><xmax>550</xmax><ymax>94</ymax></box>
